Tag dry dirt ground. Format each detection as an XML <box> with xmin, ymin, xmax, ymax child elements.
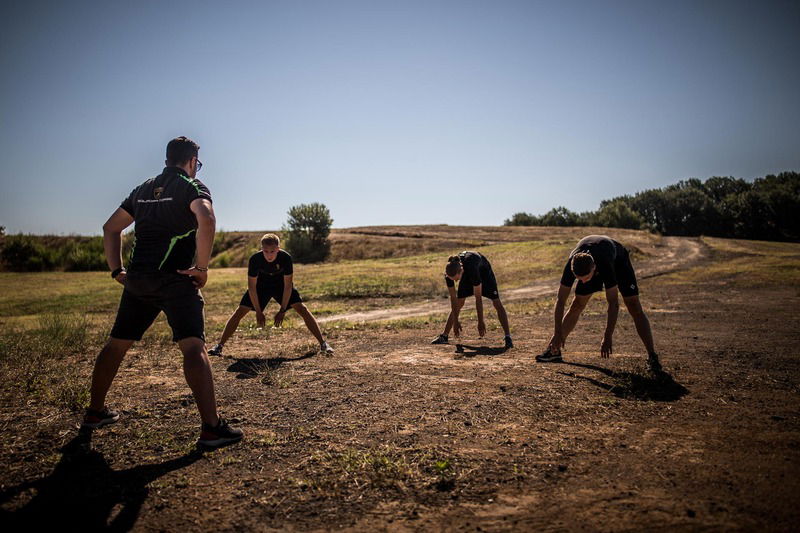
<box><xmin>1</xmin><ymin>236</ymin><xmax>799</xmax><ymax>531</ymax></box>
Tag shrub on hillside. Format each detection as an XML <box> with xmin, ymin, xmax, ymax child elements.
<box><xmin>283</xmin><ymin>203</ymin><xmax>333</xmax><ymax>263</ymax></box>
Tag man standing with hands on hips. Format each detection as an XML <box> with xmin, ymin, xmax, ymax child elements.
<box><xmin>83</xmin><ymin>136</ymin><xmax>243</xmax><ymax>449</ymax></box>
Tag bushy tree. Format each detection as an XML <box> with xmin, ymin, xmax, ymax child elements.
<box><xmin>503</xmin><ymin>212</ymin><xmax>540</xmax><ymax>226</ymax></box>
<box><xmin>283</xmin><ymin>203</ymin><xmax>333</xmax><ymax>263</ymax></box>
<box><xmin>505</xmin><ymin>171</ymin><xmax>800</xmax><ymax>241</ymax></box>
<box><xmin>594</xmin><ymin>200</ymin><xmax>646</xmax><ymax>230</ymax></box>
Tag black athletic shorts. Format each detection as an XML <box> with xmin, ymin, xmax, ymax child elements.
<box><xmin>110</xmin><ymin>272</ymin><xmax>205</xmax><ymax>342</ymax></box>
<box><xmin>240</xmin><ymin>285</ymin><xmax>303</xmax><ymax>310</ymax></box>
<box><xmin>575</xmin><ymin>247</ymin><xmax>639</xmax><ymax>297</ymax></box>
<box><xmin>457</xmin><ymin>265</ymin><xmax>500</xmax><ymax>300</ymax></box>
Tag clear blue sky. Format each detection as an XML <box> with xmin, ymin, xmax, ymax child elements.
<box><xmin>1</xmin><ymin>0</ymin><xmax>798</xmax><ymax>234</ymax></box>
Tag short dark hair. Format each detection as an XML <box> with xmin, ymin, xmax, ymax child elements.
<box><xmin>571</xmin><ymin>252</ymin><xmax>595</xmax><ymax>277</ymax></box>
<box><xmin>166</xmin><ymin>136</ymin><xmax>200</xmax><ymax>166</ymax></box>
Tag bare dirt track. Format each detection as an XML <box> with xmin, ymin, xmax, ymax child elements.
<box><xmin>1</xmin><ymin>233</ymin><xmax>799</xmax><ymax>531</ymax></box>
<box><xmin>320</xmin><ymin>236</ymin><xmax>707</xmax><ymax>324</ymax></box>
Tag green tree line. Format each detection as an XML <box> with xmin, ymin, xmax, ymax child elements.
<box><xmin>505</xmin><ymin>171</ymin><xmax>800</xmax><ymax>241</ymax></box>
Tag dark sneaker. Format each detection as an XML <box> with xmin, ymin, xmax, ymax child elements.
<box><xmin>535</xmin><ymin>349</ymin><xmax>563</xmax><ymax>363</ymax></box>
<box><xmin>504</xmin><ymin>335</ymin><xmax>514</xmax><ymax>349</ymax></box>
<box><xmin>647</xmin><ymin>353</ymin><xmax>663</xmax><ymax>373</ymax></box>
<box><xmin>431</xmin><ymin>334</ymin><xmax>449</xmax><ymax>345</ymax></box>
<box><xmin>81</xmin><ymin>407</ymin><xmax>120</xmax><ymax>429</ymax></box>
<box><xmin>198</xmin><ymin>418</ymin><xmax>243</xmax><ymax>449</ymax></box>
<box><xmin>208</xmin><ymin>344</ymin><xmax>224</xmax><ymax>356</ymax></box>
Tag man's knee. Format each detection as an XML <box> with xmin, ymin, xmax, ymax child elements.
<box><xmin>103</xmin><ymin>337</ymin><xmax>134</xmax><ymax>355</ymax></box>
<box><xmin>623</xmin><ymin>296</ymin><xmax>646</xmax><ymax>318</ymax></box>
<box><xmin>569</xmin><ymin>296</ymin><xmax>590</xmax><ymax>312</ymax></box>
<box><xmin>178</xmin><ymin>337</ymin><xmax>206</xmax><ymax>359</ymax></box>
<box><xmin>492</xmin><ymin>298</ymin><xmax>505</xmax><ymax>310</ymax></box>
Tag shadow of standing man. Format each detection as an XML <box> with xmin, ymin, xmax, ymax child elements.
<box><xmin>0</xmin><ymin>430</ymin><xmax>203</xmax><ymax>531</ymax></box>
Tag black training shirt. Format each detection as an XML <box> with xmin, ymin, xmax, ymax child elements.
<box><xmin>248</xmin><ymin>250</ymin><xmax>294</xmax><ymax>288</ymax></box>
<box><xmin>560</xmin><ymin>235</ymin><xmax>626</xmax><ymax>290</ymax></box>
<box><xmin>445</xmin><ymin>251</ymin><xmax>489</xmax><ymax>288</ymax></box>
<box><xmin>121</xmin><ymin>167</ymin><xmax>212</xmax><ymax>273</ymax></box>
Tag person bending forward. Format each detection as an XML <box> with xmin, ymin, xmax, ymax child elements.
<box><xmin>536</xmin><ymin>235</ymin><xmax>661</xmax><ymax>372</ymax></box>
<box><xmin>431</xmin><ymin>251</ymin><xmax>512</xmax><ymax>349</ymax></box>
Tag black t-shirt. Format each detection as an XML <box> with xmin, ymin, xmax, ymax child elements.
<box><xmin>560</xmin><ymin>235</ymin><xmax>626</xmax><ymax>290</ymax></box>
<box><xmin>121</xmin><ymin>167</ymin><xmax>212</xmax><ymax>273</ymax></box>
<box><xmin>445</xmin><ymin>251</ymin><xmax>489</xmax><ymax>288</ymax></box>
<box><xmin>248</xmin><ymin>250</ymin><xmax>294</xmax><ymax>288</ymax></box>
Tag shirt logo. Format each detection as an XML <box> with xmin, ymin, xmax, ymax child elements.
<box><xmin>154</xmin><ymin>187</ymin><xmax>164</xmax><ymax>200</ymax></box>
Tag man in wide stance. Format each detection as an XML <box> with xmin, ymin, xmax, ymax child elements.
<box><xmin>83</xmin><ymin>136</ymin><xmax>242</xmax><ymax>449</ymax></box>
<box><xmin>536</xmin><ymin>235</ymin><xmax>662</xmax><ymax>372</ymax></box>
<box><xmin>208</xmin><ymin>233</ymin><xmax>334</xmax><ymax>356</ymax></box>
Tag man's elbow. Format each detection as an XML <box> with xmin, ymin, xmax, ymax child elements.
<box><xmin>102</xmin><ymin>220</ymin><xmax>120</xmax><ymax>236</ymax></box>
<box><xmin>198</xmin><ymin>212</ymin><xmax>216</xmax><ymax>229</ymax></box>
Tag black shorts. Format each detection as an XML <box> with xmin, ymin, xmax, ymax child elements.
<box><xmin>239</xmin><ymin>285</ymin><xmax>303</xmax><ymax>311</ymax></box>
<box><xmin>457</xmin><ymin>266</ymin><xmax>500</xmax><ymax>300</ymax></box>
<box><xmin>575</xmin><ymin>248</ymin><xmax>639</xmax><ymax>297</ymax></box>
<box><xmin>110</xmin><ymin>272</ymin><xmax>205</xmax><ymax>342</ymax></box>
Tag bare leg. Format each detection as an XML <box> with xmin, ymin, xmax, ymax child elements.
<box><xmin>492</xmin><ymin>299</ymin><xmax>511</xmax><ymax>336</ymax></box>
<box><xmin>178</xmin><ymin>337</ymin><xmax>219</xmax><ymax>426</ymax></box>
<box><xmin>443</xmin><ymin>311</ymin><xmax>456</xmax><ymax>336</ymax></box>
<box><xmin>292</xmin><ymin>303</ymin><xmax>324</xmax><ymax>345</ymax></box>
<box><xmin>89</xmin><ymin>337</ymin><xmax>135</xmax><ymax>411</ymax></box>
<box><xmin>547</xmin><ymin>294</ymin><xmax>592</xmax><ymax>350</ymax></box>
<box><xmin>216</xmin><ymin>306</ymin><xmax>251</xmax><ymax>347</ymax></box>
<box><xmin>623</xmin><ymin>295</ymin><xmax>656</xmax><ymax>354</ymax></box>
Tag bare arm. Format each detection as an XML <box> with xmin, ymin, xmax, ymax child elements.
<box><xmin>448</xmin><ymin>286</ymin><xmax>462</xmax><ymax>336</ymax></box>
<box><xmin>601</xmin><ymin>286</ymin><xmax>620</xmax><ymax>357</ymax></box>
<box><xmin>102</xmin><ymin>208</ymin><xmax>134</xmax><ymax>284</ymax></box>
<box><xmin>248</xmin><ymin>276</ymin><xmax>265</xmax><ymax>327</ymax></box>
<box><xmin>274</xmin><ymin>274</ymin><xmax>293</xmax><ymax>326</ymax></box>
<box><xmin>178</xmin><ymin>198</ymin><xmax>215</xmax><ymax>288</ymax></box>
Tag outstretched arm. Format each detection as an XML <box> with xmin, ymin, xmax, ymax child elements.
<box><xmin>274</xmin><ymin>274</ymin><xmax>294</xmax><ymax>327</ymax></box>
<box><xmin>247</xmin><ymin>276</ymin><xmax>265</xmax><ymax>328</ymax></box>
<box><xmin>550</xmin><ymin>284</ymin><xmax>572</xmax><ymax>351</ymax></box>
<box><xmin>601</xmin><ymin>286</ymin><xmax>620</xmax><ymax>357</ymax></box>
<box><xmin>103</xmin><ymin>208</ymin><xmax>134</xmax><ymax>285</ymax></box>
<box><xmin>448</xmin><ymin>286</ymin><xmax>463</xmax><ymax>336</ymax></box>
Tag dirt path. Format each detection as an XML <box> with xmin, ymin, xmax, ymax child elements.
<box><xmin>320</xmin><ymin>237</ymin><xmax>707</xmax><ymax>324</ymax></box>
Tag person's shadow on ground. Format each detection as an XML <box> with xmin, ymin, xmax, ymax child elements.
<box><xmin>0</xmin><ymin>430</ymin><xmax>203</xmax><ymax>531</ymax></box>
<box><xmin>557</xmin><ymin>361</ymin><xmax>688</xmax><ymax>402</ymax></box>
<box><xmin>454</xmin><ymin>344</ymin><xmax>509</xmax><ymax>357</ymax></box>
<box><xmin>227</xmin><ymin>350</ymin><xmax>316</xmax><ymax>378</ymax></box>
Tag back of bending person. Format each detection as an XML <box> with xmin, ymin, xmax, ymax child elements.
<box><xmin>208</xmin><ymin>234</ymin><xmax>333</xmax><ymax>356</ymax></box>
<box><xmin>535</xmin><ymin>235</ymin><xmax>661</xmax><ymax>372</ymax></box>
<box><xmin>431</xmin><ymin>251</ymin><xmax>513</xmax><ymax>349</ymax></box>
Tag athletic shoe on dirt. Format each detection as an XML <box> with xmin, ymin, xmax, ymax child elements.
<box><xmin>504</xmin><ymin>335</ymin><xmax>514</xmax><ymax>349</ymax></box>
<box><xmin>208</xmin><ymin>344</ymin><xmax>224</xmax><ymax>356</ymax></box>
<box><xmin>81</xmin><ymin>407</ymin><xmax>120</xmax><ymax>430</ymax></box>
<box><xmin>535</xmin><ymin>349</ymin><xmax>563</xmax><ymax>363</ymax></box>
<box><xmin>647</xmin><ymin>352</ymin><xmax>663</xmax><ymax>373</ymax></box>
<box><xmin>321</xmin><ymin>341</ymin><xmax>335</xmax><ymax>355</ymax></box>
<box><xmin>197</xmin><ymin>418</ymin><xmax>243</xmax><ymax>449</ymax></box>
<box><xmin>431</xmin><ymin>334</ymin><xmax>449</xmax><ymax>345</ymax></box>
